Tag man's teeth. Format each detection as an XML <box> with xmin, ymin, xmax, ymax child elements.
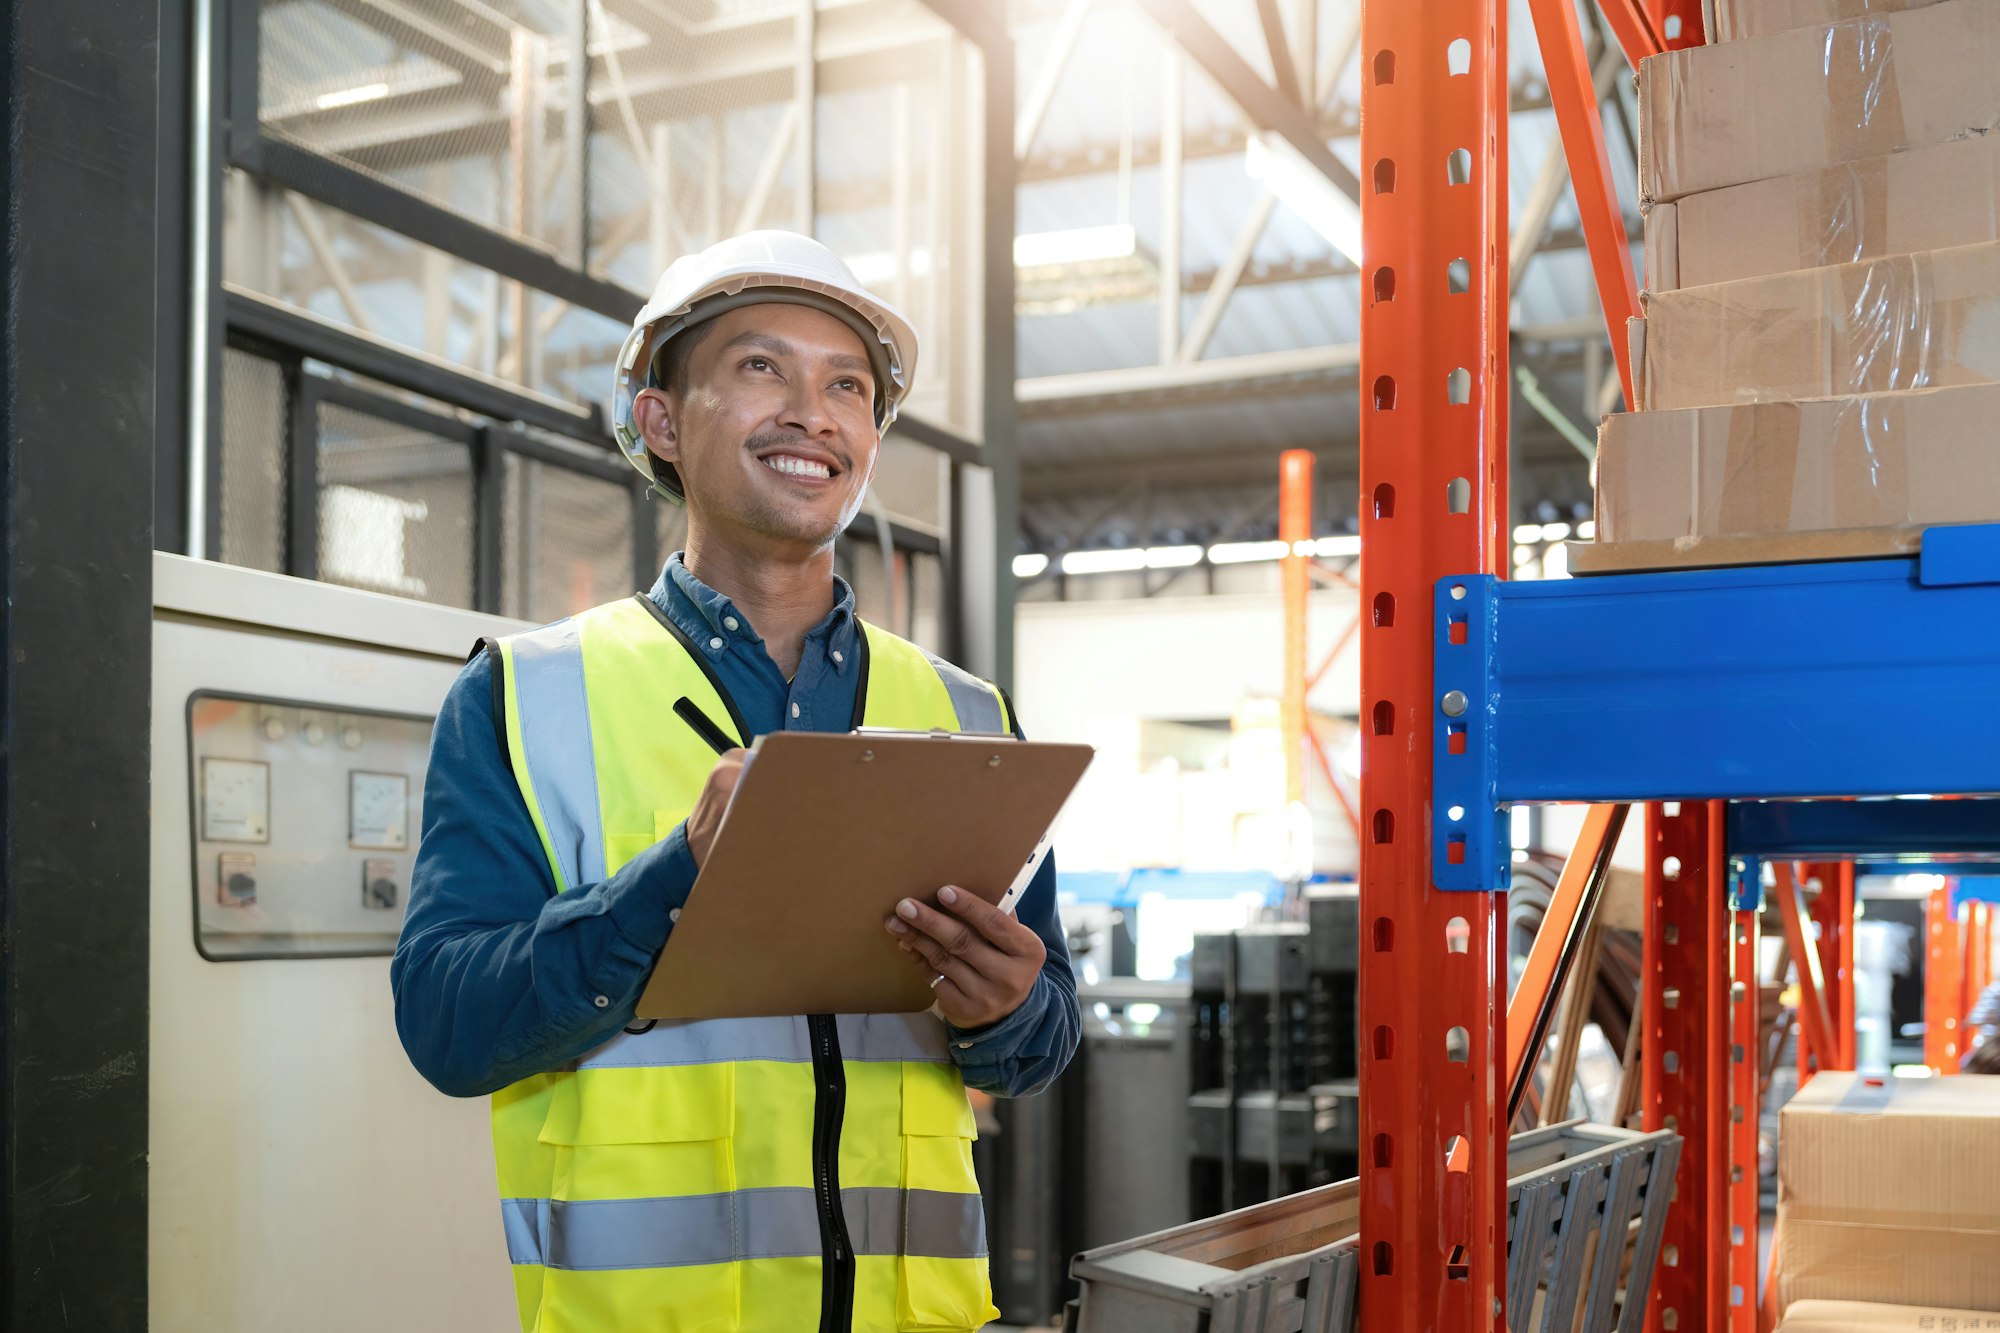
<box><xmin>763</xmin><ymin>455</ymin><xmax>832</xmax><ymax>480</ymax></box>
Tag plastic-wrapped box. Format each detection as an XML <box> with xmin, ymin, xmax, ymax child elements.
<box><xmin>1701</xmin><ymin>0</ymin><xmax>1951</xmax><ymax>44</ymax></box>
<box><xmin>1647</xmin><ymin>136</ymin><xmax>2000</xmax><ymax>292</ymax></box>
<box><xmin>1639</xmin><ymin>0</ymin><xmax>2000</xmax><ymax>204</ymax></box>
<box><xmin>1775</xmin><ymin>1302</ymin><xmax>2000</xmax><ymax>1332</ymax></box>
<box><xmin>1632</xmin><ymin>240</ymin><xmax>2000</xmax><ymax>412</ymax></box>
<box><xmin>1577</xmin><ymin>383</ymin><xmax>2000</xmax><ymax>574</ymax></box>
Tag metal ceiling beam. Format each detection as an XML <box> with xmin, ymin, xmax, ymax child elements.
<box><xmin>1018</xmin><ymin>84</ymin><xmax>1559</xmax><ymax>183</ymax></box>
<box><xmin>1253</xmin><ymin>0</ymin><xmax>1302</xmax><ymax>106</ymax></box>
<box><xmin>1132</xmin><ymin>0</ymin><xmax>1361</xmax><ymax>201</ymax></box>
<box><xmin>1014</xmin><ymin>0</ymin><xmax>1094</xmax><ymax>160</ymax></box>
<box><xmin>1018</xmin><ymin>342</ymin><xmax>1361</xmax><ymax>408</ymax></box>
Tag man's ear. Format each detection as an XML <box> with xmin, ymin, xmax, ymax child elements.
<box><xmin>632</xmin><ymin>388</ymin><xmax>680</xmax><ymax>465</ymax></box>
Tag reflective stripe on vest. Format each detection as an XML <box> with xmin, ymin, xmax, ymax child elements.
<box><xmin>500</xmin><ymin>1187</ymin><xmax>987</xmax><ymax>1270</ymax></box>
<box><xmin>577</xmin><ymin>1013</ymin><xmax>952</xmax><ymax>1071</ymax></box>
<box><xmin>489</xmin><ymin>596</ymin><xmax>1003</xmax><ymax>1333</ymax></box>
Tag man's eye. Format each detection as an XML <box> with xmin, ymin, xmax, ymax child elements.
<box><xmin>835</xmin><ymin>378</ymin><xmax>861</xmax><ymax>393</ymax></box>
<box><xmin>745</xmin><ymin>357</ymin><xmax>773</xmax><ymax>372</ymax></box>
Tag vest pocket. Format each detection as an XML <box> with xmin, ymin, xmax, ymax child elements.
<box><xmin>604</xmin><ymin>811</ymin><xmax>684</xmax><ymax>879</ymax></box>
<box><xmin>896</xmin><ymin>1064</ymin><xmax>993</xmax><ymax>1331</ymax></box>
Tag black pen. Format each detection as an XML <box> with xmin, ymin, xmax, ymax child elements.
<box><xmin>673</xmin><ymin>697</ymin><xmax>737</xmax><ymax>756</ymax></box>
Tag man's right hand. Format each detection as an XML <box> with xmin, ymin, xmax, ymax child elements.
<box><xmin>685</xmin><ymin>749</ymin><xmax>748</xmax><ymax>866</ymax></box>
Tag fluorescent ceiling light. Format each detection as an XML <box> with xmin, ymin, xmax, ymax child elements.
<box><xmin>1062</xmin><ymin>547</ymin><xmax>1149</xmax><ymax>575</ymax></box>
<box><xmin>1311</xmin><ymin>535</ymin><xmax>1361</xmax><ymax>558</ymax></box>
<box><xmin>1145</xmin><ymin>545</ymin><xmax>1204</xmax><ymax>569</ymax></box>
<box><xmin>1014</xmin><ymin>223</ymin><xmax>1137</xmax><ymax>268</ymax></box>
<box><xmin>1512</xmin><ymin>523</ymin><xmax>1543</xmax><ymax>544</ymax></box>
<box><xmin>1576</xmin><ymin>520</ymin><xmax>1597</xmax><ymax>540</ymax></box>
<box><xmin>1013</xmin><ymin>553</ymin><xmax>1050</xmax><ymax>578</ymax></box>
<box><xmin>1208</xmin><ymin>539</ymin><xmax>1290</xmax><ymax>565</ymax></box>
<box><xmin>316</xmin><ymin>82</ymin><xmax>392</xmax><ymax>110</ymax></box>
<box><xmin>1539</xmin><ymin>522</ymin><xmax>1573</xmax><ymax>542</ymax></box>
<box><xmin>1244</xmin><ymin>133</ymin><xmax>1363</xmax><ymax>266</ymax></box>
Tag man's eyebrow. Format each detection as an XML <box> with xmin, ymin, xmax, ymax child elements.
<box><xmin>721</xmin><ymin>331</ymin><xmax>871</xmax><ymax>377</ymax></box>
<box><xmin>720</xmin><ymin>331</ymin><xmax>793</xmax><ymax>358</ymax></box>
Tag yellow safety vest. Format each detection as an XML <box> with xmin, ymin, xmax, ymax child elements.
<box><xmin>488</xmin><ymin>593</ymin><xmax>1008</xmax><ymax>1333</ymax></box>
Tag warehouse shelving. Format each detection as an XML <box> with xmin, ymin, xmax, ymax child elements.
<box><xmin>1354</xmin><ymin>0</ymin><xmax>2000</xmax><ymax>1329</ymax></box>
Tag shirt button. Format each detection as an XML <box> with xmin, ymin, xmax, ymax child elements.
<box><xmin>593</xmin><ymin>995</ymin><xmax>610</xmax><ymax>1009</ymax></box>
<box><xmin>790</xmin><ymin>702</ymin><xmax>801</xmax><ymax>719</ymax></box>
<box><xmin>957</xmin><ymin>1041</ymin><xmax>973</xmax><ymax>1050</ymax></box>
<box><xmin>669</xmin><ymin>908</ymin><xmax>682</xmax><ymax>923</ymax></box>
<box><xmin>832</xmin><ymin>650</ymin><xmax>844</xmax><ymax>665</ymax></box>
<box><xmin>723</xmin><ymin>617</ymin><xmax>739</xmax><ymax>631</ymax></box>
<box><xmin>708</xmin><ymin>636</ymin><xmax>724</xmax><ymax>650</ymax></box>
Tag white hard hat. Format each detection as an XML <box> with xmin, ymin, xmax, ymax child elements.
<box><xmin>612</xmin><ymin>230</ymin><xmax>920</xmax><ymax>503</ymax></box>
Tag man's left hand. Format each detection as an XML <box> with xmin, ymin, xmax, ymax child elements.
<box><xmin>885</xmin><ymin>887</ymin><xmax>1045</xmax><ymax>1029</ymax></box>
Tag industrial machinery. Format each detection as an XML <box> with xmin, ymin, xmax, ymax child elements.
<box><xmin>149</xmin><ymin>553</ymin><xmax>522</xmax><ymax>1331</ymax></box>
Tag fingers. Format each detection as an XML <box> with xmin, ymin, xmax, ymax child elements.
<box><xmin>888</xmin><ymin>902</ymin><xmax>1006</xmax><ymax>979</ymax></box>
<box><xmin>922</xmin><ymin>887</ymin><xmax>1044</xmax><ymax>958</ymax></box>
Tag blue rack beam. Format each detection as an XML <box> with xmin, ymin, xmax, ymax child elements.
<box><xmin>1433</xmin><ymin>534</ymin><xmax>2000</xmax><ymax>890</ymax></box>
<box><xmin>1729</xmin><ymin>800</ymin><xmax>2000</xmax><ymax>863</ymax></box>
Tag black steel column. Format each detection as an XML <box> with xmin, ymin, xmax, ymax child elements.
<box><xmin>3</xmin><ymin>0</ymin><xmax>163</xmax><ymax>1327</ymax></box>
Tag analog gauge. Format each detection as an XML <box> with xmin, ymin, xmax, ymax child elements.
<box><xmin>349</xmin><ymin>771</ymin><xmax>409</xmax><ymax>850</ymax></box>
<box><xmin>201</xmin><ymin>758</ymin><xmax>271</xmax><ymax>843</ymax></box>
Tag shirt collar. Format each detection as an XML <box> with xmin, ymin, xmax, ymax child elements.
<box><xmin>648</xmin><ymin>553</ymin><xmax>859</xmax><ymax>669</ymax></box>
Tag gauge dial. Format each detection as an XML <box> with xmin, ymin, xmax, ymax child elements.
<box><xmin>349</xmin><ymin>771</ymin><xmax>409</xmax><ymax>850</ymax></box>
<box><xmin>202</xmin><ymin>758</ymin><xmax>270</xmax><ymax>843</ymax></box>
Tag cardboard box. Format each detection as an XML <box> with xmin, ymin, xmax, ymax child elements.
<box><xmin>1577</xmin><ymin>383</ymin><xmax>2000</xmax><ymax>574</ymax></box>
<box><xmin>1639</xmin><ymin>0</ymin><xmax>2000</xmax><ymax>203</ymax></box>
<box><xmin>1773</xmin><ymin>1072</ymin><xmax>2000</xmax><ymax>1314</ymax></box>
<box><xmin>1703</xmin><ymin>0</ymin><xmax>1951</xmax><ymax>44</ymax></box>
<box><xmin>1777</xmin><ymin>1301</ymin><xmax>2000</xmax><ymax>1332</ymax></box>
<box><xmin>1634</xmin><ymin>240</ymin><xmax>2000</xmax><ymax>412</ymax></box>
<box><xmin>1647</xmin><ymin>136</ymin><xmax>2000</xmax><ymax>292</ymax></box>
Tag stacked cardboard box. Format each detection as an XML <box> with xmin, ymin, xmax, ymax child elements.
<box><xmin>1578</xmin><ymin>0</ymin><xmax>2000</xmax><ymax>574</ymax></box>
<box><xmin>1776</xmin><ymin>1301</ymin><xmax>2000</xmax><ymax>1332</ymax></box>
<box><xmin>1771</xmin><ymin>1072</ymin><xmax>2000</xmax><ymax>1320</ymax></box>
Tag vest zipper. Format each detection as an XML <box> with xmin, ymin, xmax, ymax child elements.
<box><xmin>808</xmin><ymin>1013</ymin><xmax>855</xmax><ymax>1333</ymax></box>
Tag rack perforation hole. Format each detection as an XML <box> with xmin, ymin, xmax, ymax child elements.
<box><xmin>1445</xmin><ymin>916</ymin><xmax>1469</xmax><ymax>954</ymax></box>
<box><xmin>1444</xmin><ymin>1134</ymin><xmax>1468</xmax><ymax>1172</ymax></box>
<box><xmin>1663</xmin><ymin>1310</ymin><xmax>1679</xmax><ymax>1330</ymax></box>
<box><xmin>1373</xmin><ymin>482</ymin><xmax>1395</xmax><ymax>519</ymax></box>
<box><xmin>1662</xmin><ymin>855</ymin><xmax>1682</xmax><ymax>882</ymax></box>
<box><xmin>1662</xmin><ymin>800</ymin><xmax>1682</xmax><ymax>817</ymax></box>
<box><xmin>1446</xmin><ymin>37</ymin><xmax>1471</xmax><ymax>76</ymax></box>
<box><xmin>1373</xmin><ymin>1241</ymin><xmax>1393</xmax><ymax>1276</ymax></box>
<box><xmin>1663</xmin><ymin>1050</ymin><xmax>1680</xmax><ymax>1074</ymax></box>
<box><xmin>1447</xmin><ymin>147</ymin><xmax>1472</xmax><ymax>186</ymax></box>
<box><xmin>1447</xmin><ymin>257</ymin><xmax>1470</xmax><ymax>294</ymax></box>
<box><xmin>1447</xmin><ymin>368</ymin><xmax>1471</xmax><ymax>405</ymax></box>
<box><xmin>1373</xmin><ymin>49</ymin><xmax>1395</xmax><ymax>84</ymax></box>
<box><xmin>1373</xmin><ymin>1025</ymin><xmax>1394</xmax><ymax>1059</ymax></box>
<box><xmin>1373</xmin><ymin>1133</ymin><xmax>1393</xmax><ymax>1168</ymax></box>
<box><xmin>1447</xmin><ymin>721</ymin><xmax>1466</xmax><ymax>755</ymax></box>
<box><xmin>1373</xmin><ymin>916</ymin><xmax>1394</xmax><ymax>952</ymax></box>
<box><xmin>1447</xmin><ymin>477</ymin><xmax>1471</xmax><ymax>513</ymax></box>
<box><xmin>1447</xmin><ymin>834</ymin><xmax>1466</xmax><ymax>865</ymax></box>
<box><xmin>1665</xmin><ymin>13</ymin><xmax>1683</xmax><ymax>38</ymax></box>
<box><xmin>1372</xmin><ymin>809</ymin><xmax>1394</xmax><ymax>844</ymax></box>
<box><xmin>1372</xmin><ymin>591</ymin><xmax>1395</xmax><ymax>628</ymax></box>
<box><xmin>1448</xmin><ymin>618</ymin><xmax>1466</xmax><ymax>645</ymax></box>
<box><xmin>1372</xmin><ymin>700</ymin><xmax>1395</xmax><ymax>736</ymax></box>
<box><xmin>1373</xmin><ymin>158</ymin><xmax>1396</xmax><ymax>194</ymax></box>
<box><xmin>1373</xmin><ymin>266</ymin><xmax>1395</xmax><ymax>303</ymax></box>
<box><xmin>1373</xmin><ymin>374</ymin><xmax>1396</xmax><ymax>411</ymax></box>
<box><xmin>1445</xmin><ymin>1025</ymin><xmax>1469</xmax><ymax>1063</ymax></box>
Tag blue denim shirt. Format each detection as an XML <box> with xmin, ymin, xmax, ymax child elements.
<box><xmin>391</xmin><ymin>556</ymin><xmax>1078</xmax><ymax>1100</ymax></box>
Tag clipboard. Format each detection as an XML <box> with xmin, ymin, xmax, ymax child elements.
<box><xmin>635</xmin><ymin>729</ymin><xmax>1094</xmax><ymax>1020</ymax></box>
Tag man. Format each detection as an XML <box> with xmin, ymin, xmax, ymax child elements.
<box><xmin>392</xmin><ymin>230</ymin><xmax>1078</xmax><ymax>1333</ymax></box>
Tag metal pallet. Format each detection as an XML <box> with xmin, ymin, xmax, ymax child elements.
<box><xmin>1066</xmin><ymin>1121</ymin><xmax>1680</xmax><ymax>1333</ymax></box>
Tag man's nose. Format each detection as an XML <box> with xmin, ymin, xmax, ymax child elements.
<box><xmin>778</xmin><ymin>380</ymin><xmax>839</xmax><ymax>437</ymax></box>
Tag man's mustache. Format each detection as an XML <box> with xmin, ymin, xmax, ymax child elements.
<box><xmin>744</xmin><ymin>432</ymin><xmax>850</xmax><ymax>475</ymax></box>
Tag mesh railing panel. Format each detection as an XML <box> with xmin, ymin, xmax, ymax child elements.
<box><xmin>500</xmin><ymin>453</ymin><xmax>635</xmax><ymax>622</ymax></box>
<box><xmin>219</xmin><ymin>347</ymin><xmax>290</xmax><ymax>573</ymax></box>
<box><xmin>316</xmin><ymin>401</ymin><xmax>475</xmax><ymax>608</ymax></box>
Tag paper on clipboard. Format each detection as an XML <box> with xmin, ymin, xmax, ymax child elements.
<box><xmin>637</xmin><ymin>728</ymin><xmax>1092</xmax><ymax>1020</ymax></box>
